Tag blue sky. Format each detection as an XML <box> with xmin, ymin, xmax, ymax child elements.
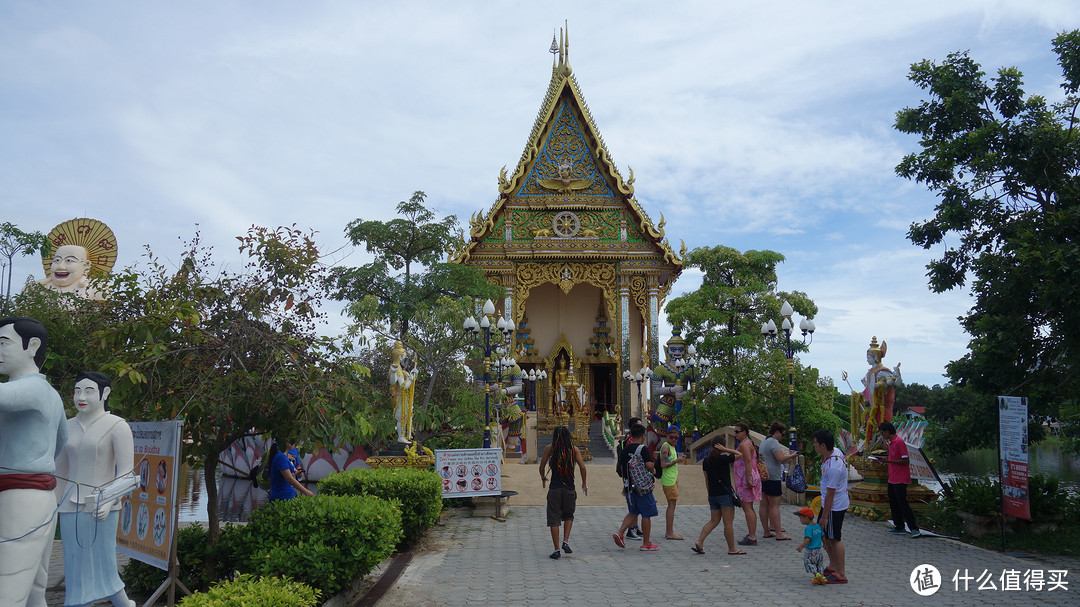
<box><xmin>3</xmin><ymin>1</ymin><xmax>1078</xmax><ymax>389</ymax></box>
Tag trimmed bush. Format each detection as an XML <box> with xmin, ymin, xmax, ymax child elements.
<box><xmin>236</xmin><ymin>495</ymin><xmax>401</xmax><ymax>596</ymax></box>
<box><xmin>319</xmin><ymin>467</ymin><xmax>442</xmax><ymax>547</ymax></box>
<box><xmin>178</xmin><ymin>574</ymin><xmax>319</xmax><ymax>607</ymax></box>
<box><xmin>123</xmin><ymin>524</ymin><xmax>236</xmax><ymax>595</ymax></box>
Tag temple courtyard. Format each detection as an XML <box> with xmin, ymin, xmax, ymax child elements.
<box><xmin>44</xmin><ymin>457</ymin><xmax>1078</xmax><ymax>606</ymax></box>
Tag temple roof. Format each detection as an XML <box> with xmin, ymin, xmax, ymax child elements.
<box><xmin>452</xmin><ymin>26</ymin><xmax>683</xmax><ymax>282</ymax></box>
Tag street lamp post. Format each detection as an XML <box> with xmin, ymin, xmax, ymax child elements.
<box><xmin>622</xmin><ymin>367</ymin><xmax>652</xmax><ymax>423</ymax></box>
<box><xmin>684</xmin><ymin>342</ymin><xmax>712</xmax><ymax>443</ymax></box>
<box><xmin>463</xmin><ymin>299</ymin><xmax>514</xmax><ymax>448</ymax></box>
<box><xmin>761</xmin><ymin>301</ymin><xmax>816</xmax><ymax>451</ymax></box>
<box><xmin>524</xmin><ymin>368</ymin><xmax>548</xmax><ymax>412</ymax></box>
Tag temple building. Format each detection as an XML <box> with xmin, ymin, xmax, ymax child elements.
<box><xmin>450</xmin><ymin>29</ymin><xmax>683</xmax><ymax>430</ymax></box>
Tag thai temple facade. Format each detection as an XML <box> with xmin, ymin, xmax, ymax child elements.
<box><xmin>449</xmin><ymin>29</ymin><xmax>684</xmax><ymax>433</ymax></box>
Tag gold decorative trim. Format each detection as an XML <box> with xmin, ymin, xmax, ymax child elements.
<box><xmin>514</xmin><ymin>262</ymin><xmax>618</xmax><ymax>341</ymax></box>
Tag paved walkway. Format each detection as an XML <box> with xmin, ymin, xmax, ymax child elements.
<box><xmin>375</xmin><ymin>504</ymin><xmax>1078</xmax><ymax>607</ymax></box>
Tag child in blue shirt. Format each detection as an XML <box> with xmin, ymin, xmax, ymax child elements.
<box><xmin>795</xmin><ymin>506</ymin><xmax>826</xmax><ymax>584</ymax></box>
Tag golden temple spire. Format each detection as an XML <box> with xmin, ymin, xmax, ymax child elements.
<box><xmin>550</xmin><ymin>31</ymin><xmax>558</xmax><ymax>71</ymax></box>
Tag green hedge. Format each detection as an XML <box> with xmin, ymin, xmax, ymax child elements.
<box><xmin>178</xmin><ymin>574</ymin><xmax>319</xmax><ymax>607</ymax></box>
<box><xmin>122</xmin><ymin>524</ymin><xmax>242</xmax><ymax>596</ymax></box>
<box><xmin>318</xmin><ymin>467</ymin><xmax>442</xmax><ymax>547</ymax></box>
<box><xmin>237</xmin><ymin>495</ymin><xmax>401</xmax><ymax>596</ymax></box>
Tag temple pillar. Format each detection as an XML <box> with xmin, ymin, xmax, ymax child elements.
<box><xmin>648</xmin><ymin>283</ymin><xmax>660</xmax><ymax>418</ymax></box>
<box><xmin>619</xmin><ymin>277</ymin><xmax>632</xmax><ymax>423</ymax></box>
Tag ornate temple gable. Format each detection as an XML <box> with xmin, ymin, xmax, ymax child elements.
<box><xmin>451</xmin><ymin>26</ymin><xmax>682</xmax><ymax>275</ymax></box>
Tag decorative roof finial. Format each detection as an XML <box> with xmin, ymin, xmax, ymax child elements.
<box><xmin>549</xmin><ymin>30</ymin><xmax>558</xmax><ymax>70</ymax></box>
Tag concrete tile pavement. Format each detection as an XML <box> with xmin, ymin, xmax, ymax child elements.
<box><xmin>375</xmin><ymin>505</ymin><xmax>1079</xmax><ymax>607</ymax></box>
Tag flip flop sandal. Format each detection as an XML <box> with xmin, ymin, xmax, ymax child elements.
<box><xmin>762</xmin><ymin>533</ymin><xmax>776</xmax><ymax>538</ymax></box>
<box><xmin>612</xmin><ymin>533</ymin><xmax>625</xmax><ymax>549</ymax></box>
<box><xmin>691</xmin><ymin>544</ymin><xmax>705</xmax><ymax>554</ymax></box>
<box><xmin>726</xmin><ymin>550</ymin><xmax>748</xmax><ymax>555</ymax></box>
<box><xmin>825</xmin><ymin>574</ymin><xmax>848</xmax><ymax>584</ymax></box>
<box><xmin>775</xmin><ymin>536</ymin><xmax>792</xmax><ymax>541</ymax></box>
<box><xmin>665</xmin><ymin>535</ymin><xmax>684</xmax><ymax>540</ymax></box>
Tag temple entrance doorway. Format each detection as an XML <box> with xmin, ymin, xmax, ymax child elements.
<box><xmin>591</xmin><ymin>364</ymin><xmax>615</xmax><ymax>419</ymax></box>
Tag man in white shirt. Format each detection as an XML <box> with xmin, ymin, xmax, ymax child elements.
<box><xmin>814</xmin><ymin>429</ymin><xmax>849</xmax><ymax>584</ymax></box>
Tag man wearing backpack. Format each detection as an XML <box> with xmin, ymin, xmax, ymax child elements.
<box><xmin>616</xmin><ymin>418</ymin><xmax>643</xmax><ymax>540</ymax></box>
<box><xmin>613</xmin><ymin>424</ymin><xmax>659</xmax><ymax>551</ymax></box>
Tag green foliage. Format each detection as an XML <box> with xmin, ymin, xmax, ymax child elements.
<box><xmin>0</xmin><ymin>221</ymin><xmax>49</xmax><ymax>313</ymax></box>
<box><xmin>1027</xmin><ymin>474</ymin><xmax>1067</xmax><ymax>521</ymax></box>
<box><xmin>902</xmin><ymin>382</ymin><xmax>1025</xmax><ymax>456</ymax></box>
<box><xmin>178</xmin><ymin>575</ymin><xmax>320</xmax><ymax>607</ymax></box>
<box><xmin>237</xmin><ymin>495</ymin><xmax>401</xmax><ymax>596</ymax></box>
<box><xmin>946</xmin><ymin>476</ymin><xmax>1000</xmax><ymax>516</ymax></box>
<box><xmin>318</xmin><ymin>467</ymin><xmax>442</xmax><ymax>547</ymax></box>
<box><xmin>667</xmin><ymin>245</ymin><xmax>839</xmax><ymax>445</ymax></box>
<box><xmin>327</xmin><ymin>191</ymin><xmax>502</xmax><ymax>340</ymax></box>
<box><xmin>122</xmin><ymin>524</ymin><xmax>239</xmax><ymax>596</ymax></box>
<box><xmin>895</xmin><ymin>30</ymin><xmax>1080</xmax><ymax>452</ymax></box>
<box><xmin>10</xmin><ymin>284</ymin><xmax>114</xmax><ymax>405</ymax></box>
<box><xmin>86</xmin><ymin>227</ymin><xmax>378</xmax><ymax>540</ymax></box>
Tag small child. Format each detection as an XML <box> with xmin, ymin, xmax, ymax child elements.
<box><xmin>795</xmin><ymin>507</ymin><xmax>826</xmax><ymax>584</ymax></box>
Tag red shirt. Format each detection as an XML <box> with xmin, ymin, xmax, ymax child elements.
<box><xmin>887</xmin><ymin>434</ymin><xmax>911</xmax><ymax>484</ymax></box>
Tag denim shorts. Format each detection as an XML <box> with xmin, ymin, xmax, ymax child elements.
<box><xmin>708</xmin><ymin>494</ymin><xmax>734</xmax><ymax>510</ymax></box>
<box><xmin>628</xmin><ymin>491</ymin><xmax>659</xmax><ymax>518</ymax></box>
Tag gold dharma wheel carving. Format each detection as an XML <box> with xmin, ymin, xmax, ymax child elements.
<box><xmin>552</xmin><ymin>211</ymin><xmax>580</xmax><ymax>238</ymax></box>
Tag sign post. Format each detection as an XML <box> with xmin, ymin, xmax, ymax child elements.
<box><xmin>117</xmin><ymin>420</ymin><xmax>189</xmax><ymax>606</ymax></box>
<box><xmin>998</xmin><ymin>396</ymin><xmax>1030</xmax><ymax>522</ymax></box>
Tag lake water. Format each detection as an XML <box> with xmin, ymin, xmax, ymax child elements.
<box><xmin>178</xmin><ymin>466</ymin><xmax>318</xmax><ymax>524</ymax></box>
<box><xmin>925</xmin><ymin>440</ymin><xmax>1080</xmax><ymax>495</ymax></box>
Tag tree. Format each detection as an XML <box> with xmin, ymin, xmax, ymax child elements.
<box><xmin>895</xmin><ymin>30</ymin><xmax>1080</xmax><ymax>451</ymax></box>
<box><xmin>94</xmin><ymin>226</ymin><xmax>377</xmax><ymax>543</ymax></box>
<box><xmin>328</xmin><ymin>192</ymin><xmax>501</xmax><ymax>445</ymax></box>
<box><xmin>328</xmin><ymin>191</ymin><xmax>502</xmax><ymax>340</ymax></box>
<box><xmin>665</xmin><ymin>246</ymin><xmax>838</xmax><ymax>447</ymax></box>
<box><xmin>0</xmin><ymin>222</ymin><xmax>49</xmax><ymax>314</ymax></box>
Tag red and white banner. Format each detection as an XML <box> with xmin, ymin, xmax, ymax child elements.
<box><xmin>998</xmin><ymin>396</ymin><xmax>1030</xmax><ymax>521</ymax></box>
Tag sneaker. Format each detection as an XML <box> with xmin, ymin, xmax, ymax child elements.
<box><xmin>910</xmin><ymin>530</ymin><xmax>922</xmax><ymax>538</ymax></box>
<box><xmin>612</xmin><ymin>533</ymin><xmax>625</xmax><ymax>549</ymax></box>
<box><xmin>639</xmin><ymin>543</ymin><xmax>660</xmax><ymax>551</ymax></box>
<box><xmin>888</xmin><ymin>528</ymin><xmax>908</xmax><ymax>535</ymax></box>
<box><xmin>626</xmin><ymin>528</ymin><xmax>641</xmax><ymax>539</ymax></box>
<box><xmin>562</xmin><ymin>541</ymin><xmax>573</xmax><ymax>554</ymax></box>
<box><xmin>737</xmin><ymin>535</ymin><xmax>758</xmax><ymax>546</ymax></box>
<box><xmin>550</xmin><ymin>550</ymin><xmax>560</xmax><ymax>559</ymax></box>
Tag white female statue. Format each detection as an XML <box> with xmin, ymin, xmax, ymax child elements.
<box><xmin>53</xmin><ymin>371</ymin><xmax>136</xmax><ymax>607</ymax></box>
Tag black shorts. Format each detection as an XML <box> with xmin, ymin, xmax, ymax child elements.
<box><xmin>820</xmin><ymin>509</ymin><xmax>845</xmax><ymax>541</ymax></box>
<box><xmin>762</xmin><ymin>479</ymin><xmax>782</xmax><ymax>497</ymax></box>
<box><xmin>546</xmin><ymin>486</ymin><xmax>577</xmax><ymax>527</ymax></box>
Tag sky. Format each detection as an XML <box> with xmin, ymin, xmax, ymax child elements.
<box><xmin>2</xmin><ymin>1</ymin><xmax>1078</xmax><ymax>389</ymax></box>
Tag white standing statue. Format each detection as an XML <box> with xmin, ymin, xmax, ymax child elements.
<box><xmin>0</xmin><ymin>317</ymin><xmax>68</xmax><ymax>607</ymax></box>
<box><xmin>54</xmin><ymin>371</ymin><xmax>136</xmax><ymax>607</ymax></box>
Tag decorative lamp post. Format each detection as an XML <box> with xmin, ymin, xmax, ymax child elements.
<box><xmin>463</xmin><ymin>299</ymin><xmax>514</xmax><ymax>448</ymax></box>
<box><xmin>622</xmin><ymin>366</ymin><xmax>653</xmax><ymax>423</ymax></box>
<box><xmin>684</xmin><ymin>342</ymin><xmax>712</xmax><ymax>443</ymax></box>
<box><xmin>524</xmin><ymin>368</ymin><xmax>548</xmax><ymax>412</ymax></box>
<box><xmin>761</xmin><ymin>300</ymin><xmax>816</xmax><ymax>450</ymax></box>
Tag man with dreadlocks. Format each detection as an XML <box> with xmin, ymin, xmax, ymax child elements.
<box><xmin>539</xmin><ymin>426</ymin><xmax>588</xmax><ymax>559</ymax></box>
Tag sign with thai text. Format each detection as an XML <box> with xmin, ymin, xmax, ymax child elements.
<box><xmin>435</xmin><ymin>448</ymin><xmax>502</xmax><ymax>498</ymax></box>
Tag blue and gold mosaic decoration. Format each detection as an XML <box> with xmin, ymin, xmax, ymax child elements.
<box><xmin>517</xmin><ymin>101</ymin><xmax>614</xmax><ymax>198</ymax></box>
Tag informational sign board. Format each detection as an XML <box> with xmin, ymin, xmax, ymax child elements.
<box><xmin>117</xmin><ymin>420</ymin><xmax>182</xmax><ymax>570</ymax></box>
<box><xmin>998</xmin><ymin>396</ymin><xmax>1030</xmax><ymax>520</ymax></box>
<box><xmin>435</xmin><ymin>448</ymin><xmax>502</xmax><ymax>498</ymax></box>
<box><xmin>907</xmin><ymin>446</ymin><xmax>936</xmax><ymax>484</ymax></box>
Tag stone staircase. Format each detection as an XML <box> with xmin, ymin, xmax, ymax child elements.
<box><xmin>536</xmin><ymin>417</ymin><xmax>615</xmax><ymax>459</ymax></box>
